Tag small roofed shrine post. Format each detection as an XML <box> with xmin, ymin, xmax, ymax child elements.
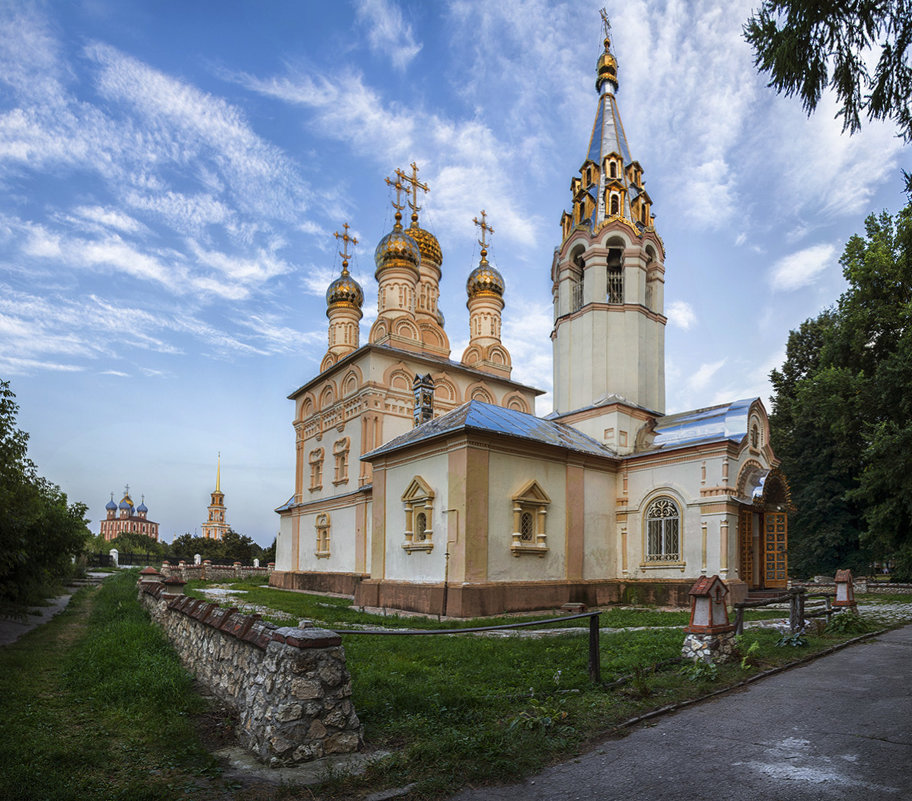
<box><xmin>681</xmin><ymin>575</ymin><xmax>737</xmax><ymax>664</ymax></box>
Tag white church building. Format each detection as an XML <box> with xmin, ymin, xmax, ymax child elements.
<box><xmin>272</xmin><ymin>25</ymin><xmax>791</xmax><ymax>617</ymax></box>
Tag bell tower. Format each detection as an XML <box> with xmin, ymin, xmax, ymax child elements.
<box><xmin>550</xmin><ymin>13</ymin><xmax>666</xmax><ymax>452</ymax></box>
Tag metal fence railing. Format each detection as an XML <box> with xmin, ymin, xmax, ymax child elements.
<box><xmin>333</xmin><ymin>610</ymin><xmax>603</xmax><ymax>683</ymax></box>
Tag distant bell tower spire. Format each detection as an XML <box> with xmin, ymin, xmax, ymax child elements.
<box><xmin>550</xmin><ymin>14</ymin><xmax>667</xmax><ymax>450</ymax></box>
<box><xmin>202</xmin><ymin>455</ymin><xmax>229</xmax><ymax>540</ymax></box>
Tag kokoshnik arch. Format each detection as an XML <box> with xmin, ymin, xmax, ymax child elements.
<box><xmin>272</xmin><ymin>20</ymin><xmax>792</xmax><ymax>616</ymax></box>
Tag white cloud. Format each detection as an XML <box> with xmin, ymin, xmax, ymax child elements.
<box><xmin>666</xmin><ymin>300</ymin><xmax>696</xmax><ymax>330</ymax></box>
<box><xmin>687</xmin><ymin>358</ymin><xmax>727</xmax><ymax>394</ymax></box>
<box><xmin>355</xmin><ymin>0</ymin><xmax>422</xmax><ymax>70</ymax></box>
<box><xmin>769</xmin><ymin>243</ymin><xmax>837</xmax><ymax>292</ymax></box>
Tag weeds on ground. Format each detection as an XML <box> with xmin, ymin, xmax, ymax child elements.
<box><xmin>679</xmin><ymin>659</ymin><xmax>718</xmax><ymax>682</ymax></box>
<box><xmin>0</xmin><ymin>571</ymin><xmax>225</xmax><ymax>801</ymax></box>
<box><xmin>825</xmin><ymin>609</ymin><xmax>874</xmax><ymax>635</ymax></box>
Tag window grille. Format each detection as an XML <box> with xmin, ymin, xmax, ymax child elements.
<box><xmin>646</xmin><ymin>497</ymin><xmax>680</xmax><ymax>562</ymax></box>
<box><xmin>607</xmin><ymin>267</ymin><xmax>623</xmax><ymax>304</ymax></box>
<box><xmin>520</xmin><ymin>512</ymin><xmax>534</xmax><ymax>541</ymax></box>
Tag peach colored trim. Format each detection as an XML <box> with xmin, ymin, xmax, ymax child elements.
<box><xmin>566</xmin><ymin>465</ymin><xmax>584</xmax><ymax>581</ymax></box>
<box><xmin>621</xmin><ymin>527</ymin><xmax>628</xmax><ymax>574</ymax></box>
<box><xmin>553</xmin><ymin>401</ymin><xmax>655</xmax><ymax>427</ymax></box>
<box><xmin>701</xmin><ymin>521</ymin><xmax>708</xmax><ymax>573</ymax></box>
<box><xmin>699</xmin><ymin>501</ymin><xmax>742</xmax><ymax>515</ymax></box>
<box><xmin>291</xmin><ymin>515</ymin><xmax>300</xmax><ymax>572</ymax></box>
<box><xmin>720</xmin><ymin>518</ymin><xmax>730</xmax><ymax>576</ymax></box>
<box><xmin>371</xmin><ymin>466</ymin><xmax>386</xmax><ymax>579</ymax></box>
<box><xmin>356</xmin><ymin>498</ymin><xmax>367</xmax><ymax>574</ymax></box>
<box><xmin>464</xmin><ymin>446</ymin><xmax>489</xmax><ymax>582</ymax></box>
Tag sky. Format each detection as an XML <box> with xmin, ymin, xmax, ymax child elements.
<box><xmin>1</xmin><ymin>0</ymin><xmax>909</xmax><ymax>546</ymax></box>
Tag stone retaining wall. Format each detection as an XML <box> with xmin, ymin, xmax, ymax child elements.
<box><xmin>138</xmin><ymin>582</ymin><xmax>361</xmax><ymax>765</ymax></box>
<box><xmin>161</xmin><ymin>563</ymin><xmax>273</xmax><ymax>582</ymax></box>
<box><xmin>792</xmin><ymin>578</ymin><xmax>912</xmax><ymax>595</ymax></box>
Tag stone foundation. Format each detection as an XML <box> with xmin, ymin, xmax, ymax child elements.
<box><xmin>352</xmin><ymin>578</ymin><xmax>695</xmax><ymax>617</ymax></box>
<box><xmin>138</xmin><ymin>582</ymin><xmax>361</xmax><ymax>765</ymax></box>
<box><xmin>270</xmin><ymin>570</ymin><xmax>368</xmax><ymax>596</ymax></box>
<box><xmin>681</xmin><ymin>630</ymin><xmax>738</xmax><ymax>664</ymax></box>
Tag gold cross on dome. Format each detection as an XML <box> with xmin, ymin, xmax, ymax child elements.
<box><xmin>333</xmin><ymin>222</ymin><xmax>358</xmax><ymax>268</ymax></box>
<box><xmin>599</xmin><ymin>7</ymin><xmax>611</xmax><ymax>38</ymax></box>
<box><xmin>385</xmin><ymin>172</ymin><xmax>406</xmax><ymax>215</ymax></box>
<box><xmin>400</xmin><ymin>161</ymin><xmax>429</xmax><ymax>215</ymax></box>
<box><xmin>473</xmin><ymin>210</ymin><xmax>494</xmax><ymax>251</ymax></box>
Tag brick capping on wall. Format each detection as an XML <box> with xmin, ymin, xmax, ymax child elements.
<box><xmin>137</xmin><ymin>580</ymin><xmax>362</xmax><ymax>765</ymax></box>
<box><xmin>791</xmin><ymin>578</ymin><xmax>912</xmax><ymax>595</ymax></box>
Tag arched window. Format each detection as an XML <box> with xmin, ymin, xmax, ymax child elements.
<box><xmin>751</xmin><ymin>423</ymin><xmax>760</xmax><ymax>449</ymax></box>
<box><xmin>610</xmin><ymin>194</ymin><xmax>620</xmax><ymax>216</ymax></box>
<box><xmin>402</xmin><ymin>476</ymin><xmax>435</xmax><ymax>553</ymax></box>
<box><xmin>645</xmin><ymin>497</ymin><xmax>680</xmax><ymax>562</ymax></box>
<box><xmin>609</xmin><ymin>161</ymin><xmax>617</xmax><ymax>178</ymax></box>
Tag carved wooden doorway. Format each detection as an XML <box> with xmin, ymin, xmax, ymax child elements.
<box><xmin>763</xmin><ymin>511</ymin><xmax>788</xmax><ymax>589</ymax></box>
<box><xmin>738</xmin><ymin>507</ymin><xmax>754</xmax><ymax>588</ymax></box>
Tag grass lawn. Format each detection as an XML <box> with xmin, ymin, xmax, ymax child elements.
<box><xmin>183</xmin><ymin>578</ymin><xmax>787</xmax><ymax>630</ymax></box>
<box><xmin>3</xmin><ymin>573</ymin><xmax>906</xmax><ymax>800</ymax></box>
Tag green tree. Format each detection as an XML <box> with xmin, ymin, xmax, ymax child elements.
<box><xmin>745</xmin><ymin>1</ymin><xmax>912</xmax><ymax>142</ymax></box>
<box><xmin>0</xmin><ymin>380</ymin><xmax>90</xmax><ymax>608</ymax></box>
<box><xmin>110</xmin><ymin>531</ymin><xmax>165</xmax><ymax>557</ymax></box>
<box><xmin>770</xmin><ymin>203</ymin><xmax>912</xmax><ymax>578</ymax></box>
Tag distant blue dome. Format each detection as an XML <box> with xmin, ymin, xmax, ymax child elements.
<box><xmin>105</xmin><ymin>498</ymin><xmax>117</xmax><ymax>511</ymax></box>
<box><xmin>119</xmin><ymin>500</ymin><xmax>131</xmax><ymax>510</ymax></box>
<box><xmin>137</xmin><ymin>501</ymin><xmax>148</xmax><ymax>513</ymax></box>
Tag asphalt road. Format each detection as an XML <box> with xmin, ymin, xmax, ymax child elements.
<box><xmin>452</xmin><ymin>625</ymin><xmax>912</xmax><ymax>801</ymax></box>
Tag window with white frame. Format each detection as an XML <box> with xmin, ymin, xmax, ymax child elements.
<box><xmin>401</xmin><ymin>476</ymin><xmax>434</xmax><ymax>553</ymax></box>
<box><xmin>333</xmin><ymin>437</ymin><xmax>350</xmax><ymax>484</ymax></box>
<box><xmin>309</xmin><ymin>448</ymin><xmax>324</xmax><ymax>491</ymax></box>
<box><xmin>315</xmin><ymin>513</ymin><xmax>331</xmax><ymax>557</ymax></box>
<box><xmin>645</xmin><ymin>496</ymin><xmax>680</xmax><ymax>562</ymax></box>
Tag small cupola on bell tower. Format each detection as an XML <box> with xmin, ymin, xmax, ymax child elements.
<box><xmin>550</xmin><ymin>12</ymin><xmax>667</xmax><ymax>450</ymax></box>
<box><xmin>461</xmin><ymin>210</ymin><xmax>512</xmax><ymax>378</ymax></box>
<box><xmin>322</xmin><ymin>222</ymin><xmax>364</xmax><ymax>372</ymax></box>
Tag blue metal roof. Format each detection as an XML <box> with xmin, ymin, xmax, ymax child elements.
<box><xmin>364</xmin><ymin>400</ymin><xmax>616</xmax><ymax>460</ymax></box>
<box><xmin>648</xmin><ymin>398</ymin><xmax>757</xmax><ymax>452</ymax></box>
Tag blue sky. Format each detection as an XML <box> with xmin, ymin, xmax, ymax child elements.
<box><xmin>1</xmin><ymin>0</ymin><xmax>909</xmax><ymax>545</ymax></box>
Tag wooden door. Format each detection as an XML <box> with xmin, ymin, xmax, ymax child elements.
<box><xmin>738</xmin><ymin>507</ymin><xmax>754</xmax><ymax>587</ymax></box>
<box><xmin>763</xmin><ymin>512</ymin><xmax>788</xmax><ymax>588</ymax></box>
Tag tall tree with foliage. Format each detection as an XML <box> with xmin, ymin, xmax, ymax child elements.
<box><xmin>770</xmin><ymin>203</ymin><xmax>912</xmax><ymax>578</ymax></box>
<box><xmin>0</xmin><ymin>380</ymin><xmax>90</xmax><ymax>608</ymax></box>
<box><xmin>745</xmin><ymin>1</ymin><xmax>912</xmax><ymax>143</ymax></box>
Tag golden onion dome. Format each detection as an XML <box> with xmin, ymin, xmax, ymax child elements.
<box><xmin>374</xmin><ymin>213</ymin><xmax>420</xmax><ymax>275</ymax></box>
<box><xmin>466</xmin><ymin>250</ymin><xmax>505</xmax><ymax>299</ymax></box>
<box><xmin>326</xmin><ymin>264</ymin><xmax>363</xmax><ymax>309</ymax></box>
<box><xmin>408</xmin><ymin>216</ymin><xmax>442</xmax><ymax>267</ymax></box>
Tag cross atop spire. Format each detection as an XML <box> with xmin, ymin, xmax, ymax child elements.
<box><xmin>599</xmin><ymin>7</ymin><xmax>611</xmax><ymax>39</ymax></box>
<box><xmin>385</xmin><ymin>171</ymin><xmax>407</xmax><ymax>228</ymax></box>
<box><xmin>334</xmin><ymin>222</ymin><xmax>358</xmax><ymax>274</ymax></box>
<box><xmin>400</xmin><ymin>161</ymin><xmax>429</xmax><ymax>222</ymax></box>
<box><xmin>473</xmin><ymin>210</ymin><xmax>494</xmax><ymax>259</ymax></box>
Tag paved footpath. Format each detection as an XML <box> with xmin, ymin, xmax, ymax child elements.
<box><xmin>453</xmin><ymin>625</ymin><xmax>912</xmax><ymax>801</ymax></box>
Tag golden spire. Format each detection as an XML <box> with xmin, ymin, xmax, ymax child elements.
<box><xmin>472</xmin><ymin>210</ymin><xmax>494</xmax><ymax>262</ymax></box>
<box><xmin>216</xmin><ymin>452</ymin><xmax>220</xmax><ymax>492</ymax></box>
<box><xmin>401</xmin><ymin>161</ymin><xmax>429</xmax><ymax>224</ymax></box>
<box><xmin>384</xmin><ymin>171</ymin><xmax>407</xmax><ymax>229</ymax></box>
<box><xmin>333</xmin><ymin>222</ymin><xmax>358</xmax><ymax>275</ymax></box>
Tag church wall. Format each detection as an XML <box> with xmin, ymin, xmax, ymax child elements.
<box><xmin>582</xmin><ymin>467</ymin><xmax>616</xmax><ymax>580</ymax></box>
<box><xmin>486</xmin><ymin>451</ymin><xmax>568</xmax><ymax>582</ymax></box>
<box><xmin>381</xmin><ymin>449</ymin><xmax>451</xmax><ymax>584</ymax></box>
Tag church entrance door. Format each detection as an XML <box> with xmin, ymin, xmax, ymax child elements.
<box><xmin>762</xmin><ymin>512</ymin><xmax>788</xmax><ymax>589</ymax></box>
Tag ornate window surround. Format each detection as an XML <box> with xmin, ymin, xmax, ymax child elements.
<box><xmin>315</xmin><ymin>512</ymin><xmax>331</xmax><ymax>558</ymax></box>
<box><xmin>511</xmin><ymin>479</ymin><xmax>550</xmax><ymax>557</ymax></box>
<box><xmin>308</xmin><ymin>448</ymin><xmax>324</xmax><ymax>491</ymax></box>
<box><xmin>332</xmin><ymin>437</ymin><xmax>350</xmax><ymax>485</ymax></box>
<box><xmin>640</xmin><ymin>494</ymin><xmax>684</xmax><ymax>568</ymax></box>
<box><xmin>401</xmin><ymin>476</ymin><xmax>434</xmax><ymax>553</ymax></box>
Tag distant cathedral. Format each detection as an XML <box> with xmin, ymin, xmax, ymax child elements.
<box><xmin>100</xmin><ymin>486</ymin><xmax>159</xmax><ymax>541</ymax></box>
<box><xmin>272</xmin><ymin>18</ymin><xmax>791</xmax><ymax>616</ymax></box>
<box><xmin>202</xmin><ymin>456</ymin><xmax>229</xmax><ymax>540</ymax></box>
